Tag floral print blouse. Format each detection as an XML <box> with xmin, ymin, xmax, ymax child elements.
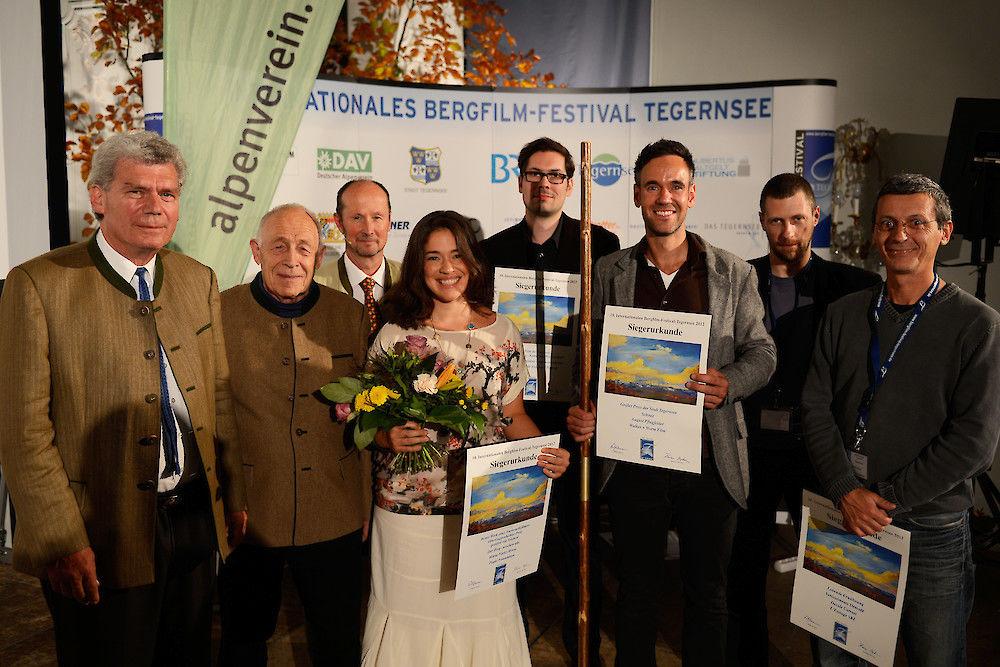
<box><xmin>369</xmin><ymin>316</ymin><xmax>528</xmax><ymax>515</ymax></box>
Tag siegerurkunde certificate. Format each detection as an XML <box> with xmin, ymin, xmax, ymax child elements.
<box><xmin>790</xmin><ymin>490</ymin><xmax>910</xmax><ymax>667</ymax></box>
<box><xmin>596</xmin><ymin>305</ymin><xmax>711</xmax><ymax>473</ymax></box>
<box><xmin>493</xmin><ymin>268</ymin><xmax>580</xmax><ymax>402</ymax></box>
<box><xmin>454</xmin><ymin>434</ymin><xmax>558</xmax><ymax>599</ymax></box>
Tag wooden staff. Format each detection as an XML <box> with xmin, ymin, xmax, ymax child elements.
<box><xmin>578</xmin><ymin>141</ymin><xmax>594</xmax><ymax>666</ymax></box>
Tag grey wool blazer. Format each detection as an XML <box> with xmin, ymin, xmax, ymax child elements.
<box><xmin>594</xmin><ymin>233</ymin><xmax>776</xmax><ymax>509</ymax></box>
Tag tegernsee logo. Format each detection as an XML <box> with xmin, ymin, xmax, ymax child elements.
<box><xmin>410</xmin><ymin>146</ymin><xmax>442</xmax><ymax>184</ymax></box>
<box><xmin>317</xmin><ymin>148</ymin><xmax>372</xmax><ymax>173</ymax></box>
<box><xmin>592</xmin><ymin>153</ymin><xmax>624</xmax><ymax>186</ymax></box>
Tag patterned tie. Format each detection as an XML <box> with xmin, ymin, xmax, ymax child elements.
<box><xmin>361</xmin><ymin>276</ymin><xmax>380</xmax><ymax>336</ymax></box>
<box><xmin>135</xmin><ymin>267</ymin><xmax>180</xmax><ymax>477</ymax></box>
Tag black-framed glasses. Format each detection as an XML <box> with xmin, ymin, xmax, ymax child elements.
<box><xmin>522</xmin><ymin>170</ymin><xmax>568</xmax><ymax>184</ymax></box>
<box><xmin>874</xmin><ymin>218</ymin><xmax>939</xmax><ymax>234</ymax></box>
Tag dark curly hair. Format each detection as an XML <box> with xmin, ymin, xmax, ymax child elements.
<box><xmin>380</xmin><ymin>210</ymin><xmax>493</xmax><ymax>329</ymax></box>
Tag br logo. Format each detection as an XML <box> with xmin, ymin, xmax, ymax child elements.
<box><xmin>410</xmin><ymin>146</ymin><xmax>442</xmax><ymax>184</ymax></box>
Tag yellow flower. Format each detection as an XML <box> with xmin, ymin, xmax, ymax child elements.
<box><xmin>440</xmin><ymin>377</ymin><xmax>463</xmax><ymax>391</ymax></box>
<box><xmin>355</xmin><ymin>390</ymin><xmax>375</xmax><ymax>412</ymax></box>
<box><xmin>368</xmin><ymin>385</ymin><xmax>399</xmax><ymax>406</ymax></box>
<box><xmin>459</xmin><ymin>399</ymin><xmax>466</xmax><ymax>407</ymax></box>
<box><xmin>465</xmin><ymin>387</ymin><xmax>474</xmax><ymax>398</ymax></box>
<box><xmin>436</xmin><ymin>363</ymin><xmax>457</xmax><ymax>388</ymax></box>
<box><xmin>481</xmin><ymin>401</ymin><xmax>489</xmax><ymax>410</ymax></box>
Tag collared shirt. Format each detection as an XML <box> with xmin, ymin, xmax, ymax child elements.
<box><xmin>96</xmin><ymin>229</ymin><xmax>190</xmax><ymax>491</ymax></box>
<box><xmin>634</xmin><ymin>234</ymin><xmax>710</xmax><ymax>456</ymax></box>
<box><xmin>343</xmin><ymin>254</ymin><xmax>387</xmax><ymax>305</ymax></box>
<box><xmin>634</xmin><ymin>234</ymin><xmax>709</xmax><ymax>314</ymax></box>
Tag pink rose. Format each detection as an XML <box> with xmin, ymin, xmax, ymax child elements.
<box><xmin>334</xmin><ymin>402</ymin><xmax>352</xmax><ymax>422</ymax></box>
<box><xmin>405</xmin><ymin>335</ymin><xmax>428</xmax><ymax>355</ymax></box>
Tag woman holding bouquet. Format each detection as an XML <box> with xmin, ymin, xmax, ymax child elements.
<box><xmin>362</xmin><ymin>210</ymin><xmax>570</xmax><ymax>666</ymax></box>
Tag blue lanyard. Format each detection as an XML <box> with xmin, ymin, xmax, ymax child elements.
<box><xmin>853</xmin><ymin>275</ymin><xmax>939</xmax><ymax>450</ymax></box>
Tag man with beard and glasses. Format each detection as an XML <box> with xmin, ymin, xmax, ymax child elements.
<box><xmin>726</xmin><ymin>173</ymin><xmax>878</xmax><ymax>665</ymax></box>
<box><xmin>314</xmin><ymin>179</ymin><xmax>402</xmax><ymax>336</ymax></box>
<box><xmin>567</xmin><ymin>139</ymin><xmax>775</xmax><ymax>665</ymax></box>
<box><xmin>481</xmin><ymin>137</ymin><xmax>620</xmax><ymax>663</ymax></box>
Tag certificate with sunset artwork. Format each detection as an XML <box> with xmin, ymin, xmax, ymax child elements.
<box><xmin>791</xmin><ymin>491</ymin><xmax>909</xmax><ymax>667</ymax></box>
<box><xmin>596</xmin><ymin>306</ymin><xmax>711</xmax><ymax>473</ymax></box>
<box><xmin>454</xmin><ymin>434</ymin><xmax>558</xmax><ymax>599</ymax></box>
<box><xmin>493</xmin><ymin>268</ymin><xmax>580</xmax><ymax>402</ymax></box>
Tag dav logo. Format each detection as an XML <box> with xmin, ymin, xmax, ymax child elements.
<box><xmin>317</xmin><ymin>148</ymin><xmax>372</xmax><ymax>173</ymax></box>
<box><xmin>410</xmin><ymin>146</ymin><xmax>442</xmax><ymax>184</ymax></box>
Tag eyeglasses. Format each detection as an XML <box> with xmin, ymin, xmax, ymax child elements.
<box><xmin>873</xmin><ymin>218</ymin><xmax>939</xmax><ymax>234</ymax></box>
<box><xmin>522</xmin><ymin>170</ymin><xmax>568</xmax><ymax>184</ymax></box>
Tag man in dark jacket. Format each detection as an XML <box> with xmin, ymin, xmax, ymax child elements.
<box><xmin>481</xmin><ymin>137</ymin><xmax>619</xmax><ymax>663</ymax></box>
<box><xmin>727</xmin><ymin>173</ymin><xmax>879</xmax><ymax>665</ymax></box>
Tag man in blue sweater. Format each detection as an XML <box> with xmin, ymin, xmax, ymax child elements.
<box><xmin>802</xmin><ymin>173</ymin><xmax>1000</xmax><ymax>664</ymax></box>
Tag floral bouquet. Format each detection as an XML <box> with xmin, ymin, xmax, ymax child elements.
<box><xmin>321</xmin><ymin>335</ymin><xmax>488</xmax><ymax>473</ymax></box>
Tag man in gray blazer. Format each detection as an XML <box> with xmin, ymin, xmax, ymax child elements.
<box><xmin>568</xmin><ymin>139</ymin><xmax>775</xmax><ymax>666</ymax></box>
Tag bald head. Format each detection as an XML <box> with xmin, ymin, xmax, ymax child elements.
<box><xmin>251</xmin><ymin>204</ymin><xmax>326</xmax><ymax>304</ymax></box>
<box><xmin>334</xmin><ymin>180</ymin><xmax>391</xmax><ymax>269</ymax></box>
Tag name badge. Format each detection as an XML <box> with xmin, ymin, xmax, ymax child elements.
<box><xmin>849</xmin><ymin>451</ymin><xmax>868</xmax><ymax>480</ymax></box>
<box><xmin>760</xmin><ymin>408</ymin><xmax>792</xmax><ymax>432</ymax></box>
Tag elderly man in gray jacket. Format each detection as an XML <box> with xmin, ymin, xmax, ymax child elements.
<box><xmin>568</xmin><ymin>139</ymin><xmax>775</xmax><ymax>666</ymax></box>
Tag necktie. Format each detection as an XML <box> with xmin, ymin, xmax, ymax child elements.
<box><xmin>135</xmin><ymin>267</ymin><xmax>180</xmax><ymax>477</ymax></box>
<box><xmin>361</xmin><ymin>276</ymin><xmax>380</xmax><ymax>336</ymax></box>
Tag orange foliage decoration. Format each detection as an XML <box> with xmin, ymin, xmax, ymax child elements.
<box><xmin>322</xmin><ymin>0</ymin><xmax>557</xmax><ymax>87</ymax></box>
<box><xmin>64</xmin><ymin>0</ymin><xmax>162</xmax><ymax>233</ymax></box>
<box><xmin>65</xmin><ymin>0</ymin><xmax>554</xmax><ymax>196</ymax></box>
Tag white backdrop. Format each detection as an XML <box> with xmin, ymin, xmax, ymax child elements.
<box><xmin>268</xmin><ymin>77</ymin><xmax>835</xmax><ymax>267</ymax></box>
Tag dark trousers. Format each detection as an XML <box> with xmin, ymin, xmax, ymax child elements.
<box><xmin>607</xmin><ymin>460</ymin><xmax>737</xmax><ymax>667</ymax></box>
<box><xmin>553</xmin><ymin>437</ymin><xmax>604</xmax><ymax>664</ymax></box>
<box><xmin>516</xmin><ymin>401</ymin><xmax>603</xmax><ymax>662</ymax></box>
<box><xmin>217</xmin><ymin>530</ymin><xmax>363</xmax><ymax>666</ymax></box>
<box><xmin>42</xmin><ymin>484</ymin><xmax>217</xmax><ymax>667</ymax></box>
<box><xmin>727</xmin><ymin>445</ymin><xmax>818</xmax><ymax>666</ymax></box>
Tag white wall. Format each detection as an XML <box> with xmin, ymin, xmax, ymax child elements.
<box><xmin>651</xmin><ymin>0</ymin><xmax>1000</xmax><ymax>505</ymax></box>
<box><xmin>0</xmin><ymin>59</ymin><xmax>8</xmax><ymax>277</ymax></box>
<box><xmin>648</xmin><ymin>0</ymin><xmax>1000</xmax><ymax>303</ymax></box>
<box><xmin>650</xmin><ymin>0</ymin><xmax>1000</xmax><ymax>135</ymax></box>
<box><xmin>0</xmin><ymin>0</ymin><xmax>50</xmax><ymax>275</ymax></box>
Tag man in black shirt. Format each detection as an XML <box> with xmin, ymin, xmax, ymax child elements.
<box><xmin>727</xmin><ymin>174</ymin><xmax>878</xmax><ymax>665</ymax></box>
<box><xmin>481</xmin><ymin>137</ymin><xmax>619</xmax><ymax>663</ymax></box>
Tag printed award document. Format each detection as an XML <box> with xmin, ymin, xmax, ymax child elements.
<box><xmin>596</xmin><ymin>305</ymin><xmax>711</xmax><ymax>473</ymax></box>
<box><xmin>790</xmin><ymin>490</ymin><xmax>910</xmax><ymax>667</ymax></box>
<box><xmin>454</xmin><ymin>434</ymin><xmax>559</xmax><ymax>599</ymax></box>
<box><xmin>493</xmin><ymin>268</ymin><xmax>580</xmax><ymax>402</ymax></box>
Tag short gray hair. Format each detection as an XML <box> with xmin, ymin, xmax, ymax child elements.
<box><xmin>88</xmin><ymin>130</ymin><xmax>188</xmax><ymax>191</ymax></box>
<box><xmin>873</xmin><ymin>173</ymin><xmax>952</xmax><ymax>227</ymax></box>
<box><xmin>256</xmin><ymin>203</ymin><xmax>323</xmax><ymax>239</ymax></box>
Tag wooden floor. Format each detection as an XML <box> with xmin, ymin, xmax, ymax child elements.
<box><xmin>2</xmin><ymin>518</ymin><xmax>999</xmax><ymax>665</ymax></box>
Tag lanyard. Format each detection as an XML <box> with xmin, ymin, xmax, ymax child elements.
<box><xmin>853</xmin><ymin>275</ymin><xmax>939</xmax><ymax>450</ymax></box>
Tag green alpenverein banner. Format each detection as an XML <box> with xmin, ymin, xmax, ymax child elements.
<box><xmin>163</xmin><ymin>0</ymin><xmax>343</xmax><ymax>287</ymax></box>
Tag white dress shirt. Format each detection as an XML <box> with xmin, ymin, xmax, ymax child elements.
<box><xmin>97</xmin><ymin>230</ymin><xmax>190</xmax><ymax>492</ymax></box>
<box><xmin>343</xmin><ymin>254</ymin><xmax>388</xmax><ymax>304</ymax></box>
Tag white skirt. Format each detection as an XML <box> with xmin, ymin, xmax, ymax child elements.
<box><xmin>362</xmin><ymin>507</ymin><xmax>531</xmax><ymax>666</ymax></box>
